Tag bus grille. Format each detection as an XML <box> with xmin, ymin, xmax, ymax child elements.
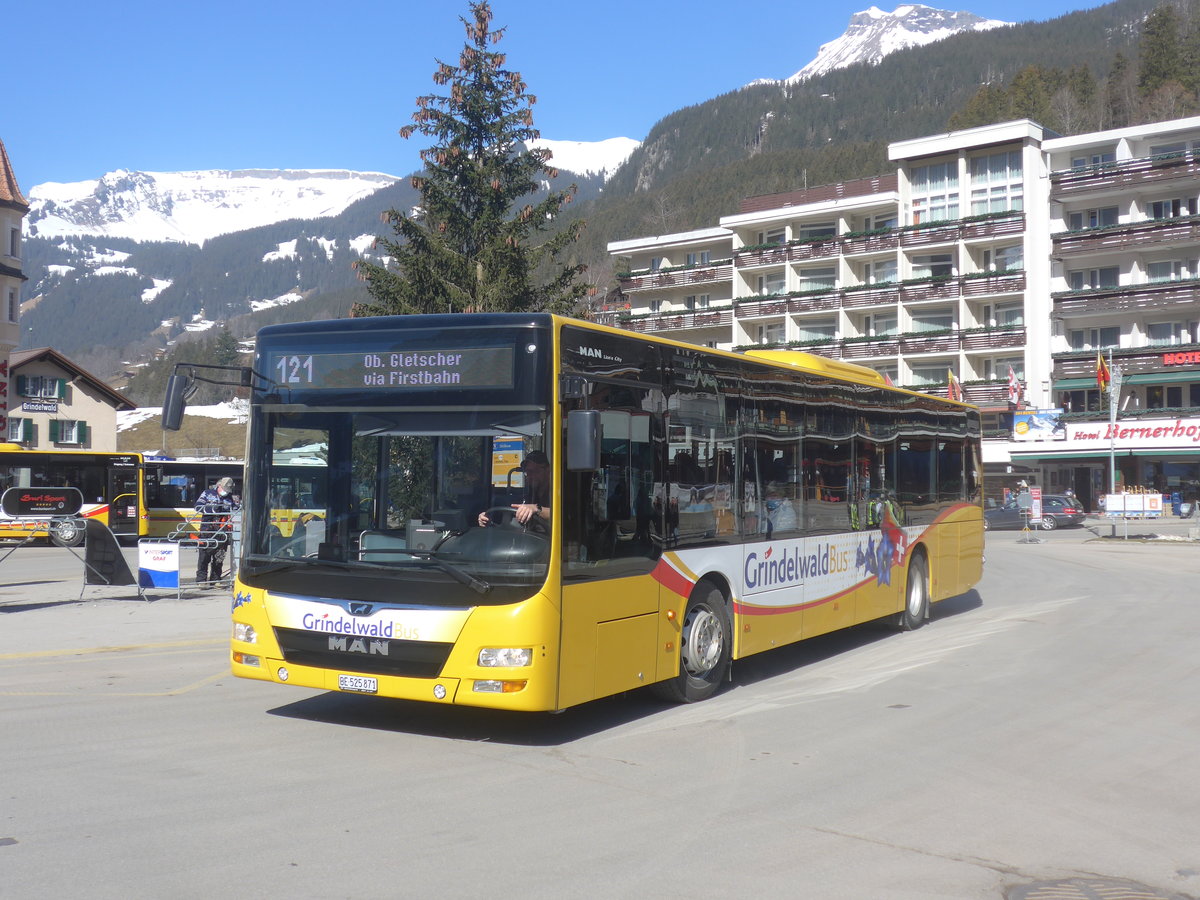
<box><xmin>273</xmin><ymin>627</ymin><xmax>453</xmax><ymax>678</ymax></box>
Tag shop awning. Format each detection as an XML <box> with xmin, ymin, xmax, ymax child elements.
<box><xmin>1011</xmin><ymin>447</ymin><xmax>1200</xmax><ymax>462</ymax></box>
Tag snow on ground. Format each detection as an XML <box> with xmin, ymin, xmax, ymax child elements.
<box><xmin>119</xmin><ymin>401</ymin><xmax>248</xmax><ymax>432</ymax></box>
<box><xmin>250</xmin><ymin>291</ymin><xmax>303</xmax><ymax>312</ymax></box>
<box><xmin>141</xmin><ymin>278</ymin><xmax>172</xmax><ymax>303</ymax></box>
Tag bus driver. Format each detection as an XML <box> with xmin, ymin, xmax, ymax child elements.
<box><xmin>477</xmin><ymin>450</ymin><xmax>551</xmax><ymax>528</ymax></box>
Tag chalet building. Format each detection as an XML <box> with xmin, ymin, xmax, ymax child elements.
<box><xmin>606</xmin><ymin>117</ymin><xmax>1200</xmax><ymax>510</ymax></box>
<box><xmin>0</xmin><ymin>138</ymin><xmax>27</xmax><ymax>439</ymax></box>
<box><xmin>7</xmin><ymin>348</ymin><xmax>135</xmax><ymax>452</ymax></box>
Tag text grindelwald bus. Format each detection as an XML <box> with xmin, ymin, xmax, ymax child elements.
<box><xmin>165</xmin><ymin>314</ymin><xmax>983</xmax><ymax>712</ymax></box>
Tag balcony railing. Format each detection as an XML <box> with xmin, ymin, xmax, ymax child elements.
<box><xmin>595</xmin><ymin>308</ymin><xmax>734</xmax><ymax>333</ymax></box>
<box><xmin>1052</xmin><ymin>216</ymin><xmax>1200</xmax><ymax>256</ymax></box>
<box><xmin>617</xmin><ymin>261</ymin><xmax>733</xmax><ymax>292</ymax></box>
<box><xmin>735</xmin><ymin>326</ymin><xmax>1026</xmax><ymax>360</ymax></box>
<box><xmin>1052</xmin><ymin>342</ymin><xmax>1200</xmax><ymax>380</ymax></box>
<box><xmin>730</xmin><ymin>212</ymin><xmax>1025</xmax><ymax>268</ymax></box>
<box><xmin>1050</xmin><ymin>151</ymin><xmax>1200</xmax><ymax>195</ymax></box>
<box><xmin>1052</xmin><ymin>278</ymin><xmax>1200</xmax><ymax>317</ymax></box>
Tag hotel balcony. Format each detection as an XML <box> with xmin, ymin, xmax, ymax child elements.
<box><xmin>592</xmin><ymin>307</ymin><xmax>734</xmax><ymax>334</ymax></box>
<box><xmin>1052</xmin><ymin>342</ymin><xmax>1200</xmax><ymax>381</ymax></box>
<box><xmin>617</xmin><ymin>260</ymin><xmax>733</xmax><ymax>292</ymax></box>
<box><xmin>732</xmin><ymin>272</ymin><xmax>1024</xmax><ymax>317</ymax></box>
<box><xmin>747</xmin><ymin>326</ymin><xmax>1025</xmax><ymax>362</ymax></box>
<box><xmin>1050</xmin><ymin>151</ymin><xmax>1200</xmax><ymax>196</ymax></box>
<box><xmin>1052</xmin><ymin>278</ymin><xmax>1200</xmax><ymax>318</ymax></box>
<box><xmin>1053</xmin><ymin>216</ymin><xmax>1200</xmax><ymax>257</ymax></box>
<box><xmin>730</xmin><ymin>212</ymin><xmax>1024</xmax><ymax>268</ymax></box>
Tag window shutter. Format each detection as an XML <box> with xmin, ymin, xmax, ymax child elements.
<box><xmin>56</xmin><ymin>379</ymin><xmax>67</xmax><ymax>399</ymax></box>
<box><xmin>49</xmin><ymin>420</ymin><xmax>59</xmax><ymax>442</ymax></box>
<box><xmin>77</xmin><ymin>421</ymin><xmax>88</xmax><ymax>444</ymax></box>
<box><xmin>15</xmin><ymin>375</ymin><xmax>26</xmax><ymax>396</ymax></box>
<box><xmin>21</xmin><ymin>419</ymin><xmax>32</xmax><ymax>442</ymax></box>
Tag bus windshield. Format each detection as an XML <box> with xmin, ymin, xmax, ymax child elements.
<box><xmin>240</xmin><ymin>404</ymin><xmax>551</xmax><ymax>604</ymax></box>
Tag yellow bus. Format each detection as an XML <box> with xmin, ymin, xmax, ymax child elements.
<box><xmin>143</xmin><ymin>457</ymin><xmax>244</xmax><ymax>538</ymax></box>
<box><xmin>165</xmin><ymin>314</ymin><xmax>983</xmax><ymax>711</ymax></box>
<box><xmin>0</xmin><ymin>446</ymin><xmax>145</xmax><ymax>546</ymax></box>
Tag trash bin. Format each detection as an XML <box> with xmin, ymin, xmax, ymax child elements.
<box><xmin>1171</xmin><ymin>491</ymin><xmax>1182</xmax><ymax>516</ymax></box>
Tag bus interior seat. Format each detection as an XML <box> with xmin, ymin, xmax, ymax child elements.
<box><xmin>359</xmin><ymin>530</ymin><xmax>408</xmax><ymax>562</ymax></box>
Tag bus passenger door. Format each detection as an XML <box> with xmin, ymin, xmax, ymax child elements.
<box><xmin>558</xmin><ymin>402</ymin><xmax>667</xmax><ymax>709</ymax></box>
<box><xmin>108</xmin><ymin>466</ymin><xmax>142</xmax><ymax>537</ymax></box>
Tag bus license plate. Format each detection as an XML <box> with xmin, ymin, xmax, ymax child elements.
<box><xmin>338</xmin><ymin>674</ymin><xmax>377</xmax><ymax>694</ymax></box>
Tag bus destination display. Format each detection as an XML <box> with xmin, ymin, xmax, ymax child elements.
<box><xmin>269</xmin><ymin>347</ymin><xmax>515</xmax><ymax>390</ymax></box>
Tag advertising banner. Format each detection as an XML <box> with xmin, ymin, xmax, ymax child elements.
<box><xmin>1012</xmin><ymin>410</ymin><xmax>1065</xmax><ymax>442</ymax></box>
<box><xmin>138</xmin><ymin>542</ymin><xmax>180</xmax><ymax>588</ymax></box>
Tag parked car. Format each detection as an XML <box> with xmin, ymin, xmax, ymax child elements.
<box><xmin>984</xmin><ymin>494</ymin><xmax>1087</xmax><ymax>531</ymax></box>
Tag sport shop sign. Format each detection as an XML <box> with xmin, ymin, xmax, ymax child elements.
<box><xmin>1064</xmin><ymin>415</ymin><xmax>1200</xmax><ymax>451</ymax></box>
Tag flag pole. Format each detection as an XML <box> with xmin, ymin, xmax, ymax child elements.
<box><xmin>1107</xmin><ymin>348</ymin><xmax>1119</xmax><ymax>495</ymax></box>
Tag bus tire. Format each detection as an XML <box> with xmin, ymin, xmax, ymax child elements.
<box><xmin>50</xmin><ymin>519</ymin><xmax>85</xmax><ymax>548</ymax></box>
<box><xmin>651</xmin><ymin>583</ymin><xmax>731</xmax><ymax>703</ymax></box>
<box><xmin>897</xmin><ymin>551</ymin><xmax>928</xmax><ymax>631</ymax></box>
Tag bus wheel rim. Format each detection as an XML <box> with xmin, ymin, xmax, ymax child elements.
<box><xmin>682</xmin><ymin>607</ymin><xmax>723</xmax><ymax>676</ymax></box>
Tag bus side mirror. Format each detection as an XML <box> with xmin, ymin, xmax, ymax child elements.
<box><xmin>566</xmin><ymin>409</ymin><xmax>600</xmax><ymax>471</ymax></box>
<box><xmin>162</xmin><ymin>374</ymin><xmax>189</xmax><ymax>432</ymax></box>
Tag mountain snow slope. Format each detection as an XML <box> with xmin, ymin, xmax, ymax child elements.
<box><xmin>783</xmin><ymin>4</ymin><xmax>1009</xmax><ymax>83</ymax></box>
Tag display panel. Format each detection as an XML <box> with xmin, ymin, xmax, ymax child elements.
<box><xmin>266</xmin><ymin>347</ymin><xmax>515</xmax><ymax>391</ymax></box>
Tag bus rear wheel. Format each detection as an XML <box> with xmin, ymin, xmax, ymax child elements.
<box><xmin>50</xmin><ymin>518</ymin><xmax>84</xmax><ymax>548</ymax></box>
<box><xmin>651</xmin><ymin>583</ymin><xmax>731</xmax><ymax>703</ymax></box>
<box><xmin>897</xmin><ymin>552</ymin><xmax>928</xmax><ymax>631</ymax></box>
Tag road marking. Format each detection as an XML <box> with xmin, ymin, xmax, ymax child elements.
<box><xmin>0</xmin><ymin>637</ymin><xmax>225</xmax><ymax>660</ymax></box>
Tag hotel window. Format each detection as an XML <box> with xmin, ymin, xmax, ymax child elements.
<box><xmin>1147</xmin><ymin>260</ymin><xmax>1187</xmax><ymax>283</ymax></box>
<box><xmin>866</xmin><ymin>213</ymin><xmax>897</xmax><ymax>231</ymax></box>
<box><xmin>1068</xmin><ymin>267</ymin><xmax>1120</xmax><ymax>290</ymax></box>
<box><xmin>1068</xmin><ymin>326</ymin><xmax>1119</xmax><ymax>350</ymax></box>
<box><xmin>759</xmin><ymin>322</ymin><xmax>786</xmax><ymax>345</ymax></box>
<box><xmin>911</xmin><ymin>161</ymin><xmax>959</xmax><ymax>224</ymax></box>
<box><xmin>649</xmin><ymin>257</ymin><xmax>663</xmax><ymax>272</ymax></box>
<box><xmin>864</xmin><ymin>312</ymin><xmax>898</xmax><ymax>336</ymax></box>
<box><xmin>796</xmin><ymin>318</ymin><xmax>837</xmax><ymax>342</ymax></box>
<box><xmin>1191</xmin><ymin>384</ymin><xmax>1200</xmax><ymax>407</ymax></box>
<box><xmin>875</xmin><ymin>366</ymin><xmax>898</xmax><ymax>383</ymax></box>
<box><xmin>756</xmin><ymin>228</ymin><xmax>786</xmax><ymax>246</ymax></box>
<box><xmin>911</xmin><ymin>253</ymin><xmax>954</xmax><ymax>279</ymax></box>
<box><xmin>1148</xmin><ymin>198</ymin><xmax>1197</xmax><ymax>220</ymax></box>
<box><xmin>797</xmin><ymin>266</ymin><xmax>836</xmax><ymax>292</ymax></box>
<box><xmin>969</xmin><ymin>151</ymin><xmax>1023</xmax><ymax>215</ymax></box>
<box><xmin>796</xmin><ymin>222</ymin><xmax>836</xmax><ymax>242</ymax></box>
<box><xmin>1147</xmin><ymin>322</ymin><xmax>1180</xmax><ymax>346</ymax></box>
<box><xmin>864</xmin><ymin>259</ymin><xmax>897</xmax><ymax>284</ymax></box>
<box><xmin>987</xmin><ymin>357</ymin><xmax>1025</xmax><ymax>380</ymax></box>
<box><xmin>684</xmin><ymin>294</ymin><xmax>710</xmax><ymax>311</ymax></box>
<box><xmin>1071</xmin><ymin>150</ymin><xmax>1116</xmax><ymax>169</ymax></box>
<box><xmin>1149</xmin><ymin>142</ymin><xmax>1187</xmax><ymax>159</ymax></box>
<box><xmin>685</xmin><ymin>250</ymin><xmax>711</xmax><ymax>267</ymax></box>
<box><xmin>984</xmin><ymin>245</ymin><xmax>1023</xmax><ymax>272</ymax></box>
<box><xmin>1067</xmin><ymin>207</ymin><xmax>1119</xmax><ymax>230</ymax></box>
<box><xmin>909</xmin><ymin>365</ymin><xmax>947</xmax><ymax>386</ymax></box>
<box><xmin>911</xmin><ymin>310</ymin><xmax>954</xmax><ymax>333</ymax></box>
<box><xmin>993</xmin><ymin>303</ymin><xmax>1024</xmax><ymax>327</ymax></box>
<box><xmin>649</xmin><ymin>299</ymin><xmax>662</xmax><ymax>314</ymax></box>
<box><xmin>757</xmin><ymin>271</ymin><xmax>786</xmax><ymax>295</ymax></box>
<box><xmin>1062</xmin><ymin>389</ymin><xmax>1102</xmax><ymax>412</ymax></box>
<box><xmin>50</xmin><ymin>420</ymin><xmax>87</xmax><ymax>445</ymax></box>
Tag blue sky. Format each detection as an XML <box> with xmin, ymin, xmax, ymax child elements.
<box><xmin>6</xmin><ymin>0</ymin><xmax>1110</xmax><ymax>190</ymax></box>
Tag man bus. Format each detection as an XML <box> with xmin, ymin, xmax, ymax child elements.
<box><xmin>163</xmin><ymin>313</ymin><xmax>983</xmax><ymax>711</ymax></box>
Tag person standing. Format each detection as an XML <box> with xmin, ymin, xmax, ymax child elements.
<box><xmin>195</xmin><ymin>476</ymin><xmax>240</xmax><ymax>587</ymax></box>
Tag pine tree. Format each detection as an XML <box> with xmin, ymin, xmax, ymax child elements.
<box><xmin>1138</xmin><ymin>4</ymin><xmax>1184</xmax><ymax>97</ymax></box>
<box><xmin>352</xmin><ymin>1</ymin><xmax>587</xmax><ymax>317</ymax></box>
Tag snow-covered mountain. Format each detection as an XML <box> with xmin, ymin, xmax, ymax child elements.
<box><xmin>777</xmin><ymin>4</ymin><xmax>1009</xmax><ymax>84</ymax></box>
<box><xmin>27</xmin><ymin>169</ymin><xmax>401</xmax><ymax>245</ymax></box>
<box><xmin>25</xmin><ymin>138</ymin><xmax>640</xmax><ymax>247</ymax></box>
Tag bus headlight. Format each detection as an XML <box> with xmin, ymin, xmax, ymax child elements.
<box><xmin>234</xmin><ymin>622</ymin><xmax>257</xmax><ymax>643</ymax></box>
<box><xmin>478</xmin><ymin>647</ymin><xmax>532</xmax><ymax>667</ymax></box>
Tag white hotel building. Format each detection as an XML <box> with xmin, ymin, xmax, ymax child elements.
<box><xmin>604</xmin><ymin>117</ymin><xmax>1200</xmax><ymax>511</ymax></box>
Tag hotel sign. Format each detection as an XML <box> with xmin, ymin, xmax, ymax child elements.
<box><xmin>1162</xmin><ymin>351</ymin><xmax>1200</xmax><ymax>365</ymax></box>
<box><xmin>1063</xmin><ymin>416</ymin><xmax>1200</xmax><ymax>450</ymax></box>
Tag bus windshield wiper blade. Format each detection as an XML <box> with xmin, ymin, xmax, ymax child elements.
<box><xmin>398</xmin><ymin>550</ymin><xmax>492</xmax><ymax>595</ymax></box>
<box><xmin>245</xmin><ymin>551</ymin><xmax>491</xmax><ymax>595</ymax></box>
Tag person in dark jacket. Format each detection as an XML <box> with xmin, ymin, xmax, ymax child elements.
<box><xmin>477</xmin><ymin>450</ymin><xmax>550</xmax><ymax>527</ymax></box>
<box><xmin>194</xmin><ymin>476</ymin><xmax>240</xmax><ymax>586</ymax></box>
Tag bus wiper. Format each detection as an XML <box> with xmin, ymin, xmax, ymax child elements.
<box><xmin>388</xmin><ymin>549</ymin><xmax>492</xmax><ymax>595</ymax></box>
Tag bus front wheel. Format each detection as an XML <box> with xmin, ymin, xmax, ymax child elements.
<box><xmin>652</xmin><ymin>583</ymin><xmax>731</xmax><ymax>703</ymax></box>
<box><xmin>50</xmin><ymin>518</ymin><xmax>84</xmax><ymax>548</ymax></box>
<box><xmin>897</xmin><ymin>552</ymin><xmax>928</xmax><ymax>631</ymax></box>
